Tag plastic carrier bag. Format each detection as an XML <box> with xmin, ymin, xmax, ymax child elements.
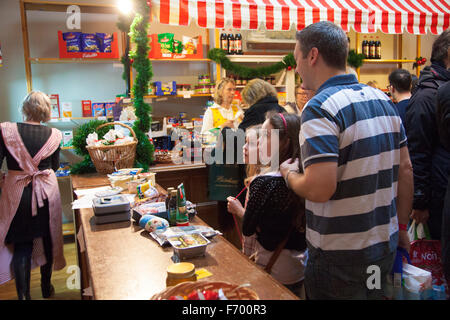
<box><xmin>408</xmin><ymin>220</ymin><xmax>449</xmax><ymax>299</ymax></box>
<box><xmin>386</xmin><ymin>247</ymin><xmax>444</xmax><ymax>300</ymax></box>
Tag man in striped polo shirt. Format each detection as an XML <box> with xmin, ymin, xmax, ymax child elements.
<box><xmin>280</xmin><ymin>21</ymin><xmax>413</xmax><ymax>299</ymax></box>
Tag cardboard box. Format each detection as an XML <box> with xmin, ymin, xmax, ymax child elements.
<box><xmin>62</xmin><ymin>130</ymin><xmax>73</xmax><ymax>147</ymax></box>
<box><xmin>92</xmin><ymin>102</ymin><xmax>105</xmax><ymax>117</ymax></box>
<box><xmin>61</xmin><ymin>102</ymin><xmax>72</xmax><ymax>118</ymax></box>
<box><xmin>82</xmin><ymin>100</ymin><xmax>92</xmax><ymax>117</ymax></box>
<box><xmin>105</xmin><ymin>102</ymin><xmax>115</xmax><ymax>117</ymax></box>
<box><xmin>154</xmin><ymin>81</ymin><xmax>176</xmax><ymax>96</ymax></box>
<box><xmin>49</xmin><ymin>94</ymin><xmax>60</xmax><ymax>118</ymax></box>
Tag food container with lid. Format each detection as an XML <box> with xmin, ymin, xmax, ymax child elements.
<box><xmin>166</xmin><ymin>262</ymin><xmax>197</xmax><ymax>287</ymax></box>
<box><xmin>167</xmin><ymin>232</ymin><xmax>210</xmax><ymax>260</ymax></box>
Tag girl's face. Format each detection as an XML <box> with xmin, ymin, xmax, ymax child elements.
<box><xmin>258</xmin><ymin>120</ymin><xmax>274</xmax><ymax>160</ymax></box>
<box><xmin>243</xmin><ymin>130</ymin><xmax>259</xmax><ymax>164</ymax></box>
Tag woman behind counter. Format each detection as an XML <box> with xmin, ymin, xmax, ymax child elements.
<box><xmin>0</xmin><ymin>91</ymin><xmax>66</xmax><ymax>300</ymax></box>
<box><xmin>238</xmin><ymin>79</ymin><xmax>285</xmax><ymax>132</ymax></box>
<box><xmin>201</xmin><ymin>77</ymin><xmax>242</xmax><ymax>134</ymax></box>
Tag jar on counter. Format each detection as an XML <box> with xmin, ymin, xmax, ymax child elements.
<box><xmin>208</xmin><ymin>84</ymin><xmax>215</xmax><ymax>94</ymax></box>
<box><xmin>166</xmin><ymin>262</ymin><xmax>197</xmax><ymax>287</ymax></box>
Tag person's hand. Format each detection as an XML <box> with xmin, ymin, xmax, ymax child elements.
<box><xmin>220</xmin><ymin>120</ymin><xmax>234</xmax><ymax>129</ymax></box>
<box><xmin>410</xmin><ymin>209</ymin><xmax>429</xmax><ymax>225</ymax></box>
<box><xmin>227</xmin><ymin>196</ymin><xmax>244</xmax><ymax>218</ymax></box>
<box><xmin>280</xmin><ymin>158</ymin><xmax>299</xmax><ymax>178</ymax></box>
<box><xmin>398</xmin><ymin>230</ymin><xmax>411</xmax><ymax>253</ymax></box>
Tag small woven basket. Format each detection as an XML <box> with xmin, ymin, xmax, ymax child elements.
<box><xmin>151</xmin><ymin>281</ymin><xmax>259</xmax><ymax>300</ymax></box>
<box><xmin>86</xmin><ymin>122</ymin><xmax>138</xmax><ymax>174</ymax></box>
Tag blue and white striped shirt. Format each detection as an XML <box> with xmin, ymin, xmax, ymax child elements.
<box><xmin>300</xmin><ymin>74</ymin><xmax>406</xmax><ymax>263</ymax></box>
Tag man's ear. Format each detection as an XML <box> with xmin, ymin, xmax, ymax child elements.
<box><xmin>309</xmin><ymin>47</ymin><xmax>319</xmax><ymax>66</ymax></box>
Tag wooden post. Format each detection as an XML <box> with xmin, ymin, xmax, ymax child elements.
<box><xmin>355</xmin><ymin>32</ymin><xmax>361</xmax><ymax>82</ymax></box>
<box><xmin>398</xmin><ymin>34</ymin><xmax>403</xmax><ymax>69</ymax></box>
<box><xmin>416</xmin><ymin>35</ymin><xmax>421</xmax><ymax>77</ymax></box>
<box><xmin>215</xmin><ymin>29</ymin><xmax>221</xmax><ymax>81</ymax></box>
<box><xmin>20</xmin><ymin>0</ymin><xmax>32</xmax><ymax>93</ymax></box>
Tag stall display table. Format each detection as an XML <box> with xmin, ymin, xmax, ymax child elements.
<box><xmin>71</xmin><ymin>173</ymin><xmax>298</xmax><ymax>300</ymax></box>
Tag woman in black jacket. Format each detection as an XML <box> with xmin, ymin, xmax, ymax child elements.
<box><xmin>238</xmin><ymin>79</ymin><xmax>285</xmax><ymax>132</ymax></box>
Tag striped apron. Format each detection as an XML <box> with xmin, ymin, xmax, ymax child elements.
<box><xmin>0</xmin><ymin>122</ymin><xmax>66</xmax><ymax>284</ymax></box>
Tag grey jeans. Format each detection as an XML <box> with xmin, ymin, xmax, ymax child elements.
<box><xmin>304</xmin><ymin>250</ymin><xmax>396</xmax><ymax>300</ymax></box>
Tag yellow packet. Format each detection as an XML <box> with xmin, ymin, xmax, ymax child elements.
<box><xmin>195</xmin><ymin>268</ymin><xmax>213</xmax><ymax>280</ymax></box>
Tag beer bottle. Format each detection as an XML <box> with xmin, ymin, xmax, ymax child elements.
<box><xmin>220</xmin><ymin>33</ymin><xmax>228</xmax><ymax>52</ymax></box>
<box><xmin>168</xmin><ymin>190</ymin><xmax>178</xmax><ymax>226</ymax></box>
<box><xmin>227</xmin><ymin>33</ymin><xmax>235</xmax><ymax>54</ymax></box>
<box><xmin>369</xmin><ymin>39</ymin><xmax>375</xmax><ymax>59</ymax></box>
<box><xmin>235</xmin><ymin>33</ymin><xmax>243</xmax><ymax>54</ymax></box>
<box><xmin>165</xmin><ymin>187</ymin><xmax>174</xmax><ymax>210</ymax></box>
<box><xmin>362</xmin><ymin>40</ymin><xmax>369</xmax><ymax>59</ymax></box>
<box><xmin>375</xmin><ymin>38</ymin><xmax>381</xmax><ymax>59</ymax></box>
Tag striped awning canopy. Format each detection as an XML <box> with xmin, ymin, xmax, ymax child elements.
<box><xmin>151</xmin><ymin>0</ymin><xmax>450</xmax><ymax>34</ymax></box>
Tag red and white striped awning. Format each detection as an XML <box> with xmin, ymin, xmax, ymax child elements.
<box><xmin>151</xmin><ymin>0</ymin><xmax>450</xmax><ymax>34</ymax></box>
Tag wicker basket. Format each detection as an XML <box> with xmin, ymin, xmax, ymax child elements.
<box><xmin>86</xmin><ymin>122</ymin><xmax>138</xmax><ymax>174</ymax></box>
<box><xmin>151</xmin><ymin>281</ymin><xmax>259</xmax><ymax>300</ymax></box>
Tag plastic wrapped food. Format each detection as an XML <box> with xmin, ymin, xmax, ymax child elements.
<box><xmin>63</xmin><ymin>32</ymin><xmax>81</xmax><ymax>52</ymax></box>
<box><xmin>81</xmin><ymin>33</ymin><xmax>100</xmax><ymax>52</ymax></box>
<box><xmin>96</xmin><ymin>33</ymin><xmax>113</xmax><ymax>52</ymax></box>
<box><xmin>158</xmin><ymin>33</ymin><xmax>174</xmax><ymax>54</ymax></box>
<box><xmin>149</xmin><ymin>225</ymin><xmax>222</xmax><ymax>246</ymax></box>
<box><xmin>139</xmin><ymin>214</ymin><xmax>169</xmax><ymax>233</ymax></box>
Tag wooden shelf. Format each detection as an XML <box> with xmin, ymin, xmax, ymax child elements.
<box><xmin>236</xmin><ymin>85</ymin><xmax>285</xmax><ymax>88</ymax></box>
<box><xmin>226</xmin><ymin>55</ymin><xmax>285</xmax><ymax>63</ymax></box>
<box><xmin>145</xmin><ymin>94</ymin><xmax>213</xmax><ymax>99</ymax></box>
<box><xmin>150</xmin><ymin>58</ymin><xmax>211</xmax><ymax>62</ymax></box>
<box><xmin>61</xmin><ymin>146</ymin><xmax>74</xmax><ymax>150</ymax></box>
<box><xmin>30</xmin><ymin>57</ymin><xmax>120</xmax><ymax>64</ymax></box>
<box><xmin>23</xmin><ymin>0</ymin><xmax>118</xmax><ymax>14</ymax></box>
<box><xmin>49</xmin><ymin>116</ymin><xmax>114</xmax><ymax>121</ymax></box>
<box><xmin>362</xmin><ymin>59</ymin><xmax>416</xmax><ymax>63</ymax></box>
<box><xmin>62</xmin><ymin>221</ymin><xmax>75</xmax><ymax>237</ymax></box>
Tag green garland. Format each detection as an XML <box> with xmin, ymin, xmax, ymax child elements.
<box><xmin>70</xmin><ymin>119</ymin><xmax>109</xmax><ymax>174</ymax></box>
<box><xmin>208</xmin><ymin>48</ymin><xmax>365</xmax><ymax>76</ymax></box>
<box><xmin>347</xmin><ymin>49</ymin><xmax>365</xmax><ymax>69</ymax></box>
<box><xmin>208</xmin><ymin>48</ymin><xmax>296</xmax><ymax>78</ymax></box>
<box><xmin>129</xmin><ymin>0</ymin><xmax>154</xmax><ymax>171</ymax></box>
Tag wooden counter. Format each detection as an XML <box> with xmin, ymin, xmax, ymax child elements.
<box><xmin>71</xmin><ymin>174</ymin><xmax>298</xmax><ymax>300</ymax></box>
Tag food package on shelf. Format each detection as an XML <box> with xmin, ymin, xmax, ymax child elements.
<box><xmin>182</xmin><ymin>36</ymin><xmax>198</xmax><ymax>55</ymax></box>
<box><xmin>154</xmin><ymin>81</ymin><xmax>177</xmax><ymax>96</ymax></box>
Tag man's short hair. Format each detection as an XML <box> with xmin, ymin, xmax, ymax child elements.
<box><xmin>296</xmin><ymin>21</ymin><xmax>348</xmax><ymax>70</ymax></box>
<box><xmin>389</xmin><ymin>69</ymin><xmax>412</xmax><ymax>93</ymax></box>
<box><xmin>431</xmin><ymin>29</ymin><xmax>450</xmax><ymax>64</ymax></box>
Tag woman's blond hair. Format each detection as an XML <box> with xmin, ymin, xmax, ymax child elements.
<box><xmin>241</xmin><ymin>78</ymin><xmax>277</xmax><ymax>107</ymax></box>
<box><xmin>214</xmin><ymin>77</ymin><xmax>236</xmax><ymax>105</ymax></box>
<box><xmin>21</xmin><ymin>91</ymin><xmax>52</xmax><ymax>123</ymax></box>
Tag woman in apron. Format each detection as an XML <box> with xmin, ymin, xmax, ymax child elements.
<box><xmin>0</xmin><ymin>91</ymin><xmax>65</xmax><ymax>299</ymax></box>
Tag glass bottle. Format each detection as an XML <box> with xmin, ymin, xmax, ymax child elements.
<box><xmin>375</xmin><ymin>38</ymin><xmax>381</xmax><ymax>59</ymax></box>
<box><xmin>227</xmin><ymin>33</ymin><xmax>235</xmax><ymax>55</ymax></box>
<box><xmin>168</xmin><ymin>189</ymin><xmax>178</xmax><ymax>226</ymax></box>
<box><xmin>220</xmin><ymin>33</ymin><xmax>228</xmax><ymax>52</ymax></box>
<box><xmin>235</xmin><ymin>33</ymin><xmax>242</xmax><ymax>54</ymax></box>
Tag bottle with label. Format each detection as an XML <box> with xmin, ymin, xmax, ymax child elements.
<box><xmin>168</xmin><ymin>189</ymin><xmax>178</xmax><ymax>226</ymax></box>
<box><xmin>227</xmin><ymin>33</ymin><xmax>235</xmax><ymax>55</ymax></box>
<box><xmin>220</xmin><ymin>33</ymin><xmax>228</xmax><ymax>52</ymax></box>
<box><xmin>375</xmin><ymin>38</ymin><xmax>381</xmax><ymax>59</ymax></box>
<box><xmin>165</xmin><ymin>187</ymin><xmax>174</xmax><ymax>210</ymax></box>
<box><xmin>369</xmin><ymin>39</ymin><xmax>376</xmax><ymax>59</ymax></box>
<box><xmin>235</xmin><ymin>33</ymin><xmax>243</xmax><ymax>54</ymax></box>
<box><xmin>362</xmin><ymin>39</ymin><xmax>369</xmax><ymax>59</ymax></box>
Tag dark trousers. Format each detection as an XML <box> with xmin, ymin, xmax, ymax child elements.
<box><xmin>305</xmin><ymin>250</ymin><xmax>395</xmax><ymax>300</ymax></box>
<box><xmin>12</xmin><ymin>234</ymin><xmax>53</xmax><ymax>299</ymax></box>
<box><xmin>442</xmin><ymin>178</ymin><xmax>450</xmax><ymax>284</ymax></box>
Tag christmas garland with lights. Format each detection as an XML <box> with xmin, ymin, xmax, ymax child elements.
<box><xmin>129</xmin><ymin>0</ymin><xmax>154</xmax><ymax>171</ymax></box>
<box><xmin>207</xmin><ymin>48</ymin><xmax>296</xmax><ymax>78</ymax></box>
<box><xmin>208</xmin><ymin>48</ymin><xmax>365</xmax><ymax>77</ymax></box>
